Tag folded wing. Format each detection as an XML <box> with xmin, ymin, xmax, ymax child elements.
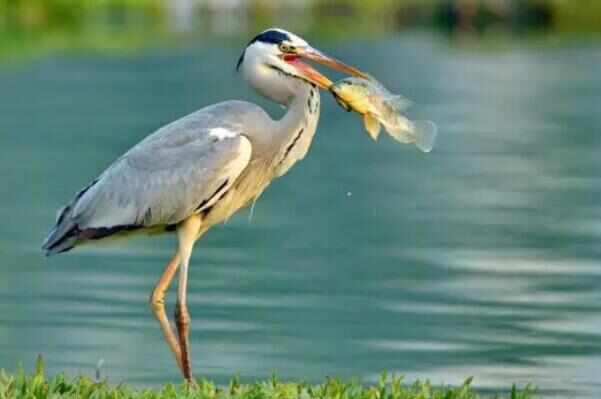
<box><xmin>42</xmin><ymin>109</ymin><xmax>252</xmax><ymax>255</ymax></box>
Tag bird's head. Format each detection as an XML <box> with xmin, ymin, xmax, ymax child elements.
<box><xmin>236</xmin><ymin>28</ymin><xmax>367</xmax><ymax>106</ymax></box>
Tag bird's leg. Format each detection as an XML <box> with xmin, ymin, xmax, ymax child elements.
<box><xmin>175</xmin><ymin>215</ymin><xmax>202</xmax><ymax>385</ymax></box>
<box><xmin>149</xmin><ymin>252</ymin><xmax>183</xmax><ymax>372</ymax></box>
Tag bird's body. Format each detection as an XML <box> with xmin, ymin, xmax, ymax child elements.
<box><xmin>42</xmin><ymin>28</ymin><xmax>365</xmax><ymax>384</ymax></box>
<box><xmin>43</xmin><ymin>87</ymin><xmax>319</xmax><ymax>254</ymax></box>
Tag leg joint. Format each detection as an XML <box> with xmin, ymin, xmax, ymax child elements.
<box><xmin>175</xmin><ymin>302</ymin><xmax>191</xmax><ymax>325</ymax></box>
<box><xmin>149</xmin><ymin>288</ymin><xmax>166</xmax><ymax>312</ymax></box>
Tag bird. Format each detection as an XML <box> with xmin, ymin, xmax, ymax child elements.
<box><xmin>42</xmin><ymin>28</ymin><xmax>367</xmax><ymax>383</ymax></box>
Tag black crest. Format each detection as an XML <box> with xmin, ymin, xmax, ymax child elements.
<box><xmin>236</xmin><ymin>29</ymin><xmax>291</xmax><ymax>71</ymax></box>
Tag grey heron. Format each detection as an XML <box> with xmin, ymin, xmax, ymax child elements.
<box><xmin>42</xmin><ymin>28</ymin><xmax>367</xmax><ymax>383</ymax></box>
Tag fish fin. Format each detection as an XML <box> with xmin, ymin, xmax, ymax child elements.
<box><xmin>363</xmin><ymin>114</ymin><xmax>381</xmax><ymax>140</ymax></box>
<box><xmin>412</xmin><ymin>120</ymin><xmax>438</xmax><ymax>153</ymax></box>
<box><xmin>389</xmin><ymin>96</ymin><xmax>413</xmax><ymax>112</ymax></box>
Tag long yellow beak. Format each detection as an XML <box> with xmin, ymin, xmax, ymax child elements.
<box><xmin>286</xmin><ymin>47</ymin><xmax>369</xmax><ymax>90</ymax></box>
<box><xmin>301</xmin><ymin>47</ymin><xmax>369</xmax><ymax>79</ymax></box>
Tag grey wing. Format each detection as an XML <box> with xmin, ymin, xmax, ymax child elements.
<box><xmin>42</xmin><ymin>106</ymin><xmax>253</xmax><ymax>255</ymax></box>
<box><xmin>74</xmin><ymin>133</ymin><xmax>251</xmax><ymax>229</ymax></box>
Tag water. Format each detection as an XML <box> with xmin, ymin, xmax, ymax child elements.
<box><xmin>1</xmin><ymin>32</ymin><xmax>600</xmax><ymax>398</ymax></box>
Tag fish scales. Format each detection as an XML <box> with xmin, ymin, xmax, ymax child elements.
<box><xmin>330</xmin><ymin>76</ymin><xmax>437</xmax><ymax>153</ymax></box>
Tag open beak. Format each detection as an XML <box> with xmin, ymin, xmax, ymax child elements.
<box><xmin>282</xmin><ymin>46</ymin><xmax>369</xmax><ymax>90</ymax></box>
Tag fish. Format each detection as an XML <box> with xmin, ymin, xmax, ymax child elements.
<box><xmin>330</xmin><ymin>77</ymin><xmax>437</xmax><ymax>153</ymax></box>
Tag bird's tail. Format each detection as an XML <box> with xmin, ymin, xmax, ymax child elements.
<box><xmin>42</xmin><ymin>205</ymin><xmax>79</xmax><ymax>256</ymax></box>
<box><xmin>42</xmin><ymin>178</ymin><xmax>101</xmax><ymax>256</ymax></box>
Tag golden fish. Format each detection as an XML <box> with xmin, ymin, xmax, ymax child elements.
<box><xmin>331</xmin><ymin>77</ymin><xmax>437</xmax><ymax>153</ymax></box>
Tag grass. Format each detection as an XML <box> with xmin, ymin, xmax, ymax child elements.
<box><xmin>0</xmin><ymin>357</ymin><xmax>536</xmax><ymax>399</ymax></box>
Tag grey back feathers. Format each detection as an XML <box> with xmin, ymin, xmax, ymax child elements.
<box><xmin>43</xmin><ymin>102</ymin><xmax>263</xmax><ymax>255</ymax></box>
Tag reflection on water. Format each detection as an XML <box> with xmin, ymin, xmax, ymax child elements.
<box><xmin>0</xmin><ymin>32</ymin><xmax>600</xmax><ymax>398</ymax></box>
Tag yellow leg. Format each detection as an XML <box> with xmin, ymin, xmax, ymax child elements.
<box><xmin>175</xmin><ymin>301</ymin><xmax>193</xmax><ymax>383</ymax></box>
<box><xmin>149</xmin><ymin>252</ymin><xmax>183</xmax><ymax>373</ymax></box>
<box><xmin>175</xmin><ymin>215</ymin><xmax>202</xmax><ymax>385</ymax></box>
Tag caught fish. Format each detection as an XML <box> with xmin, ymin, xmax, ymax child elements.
<box><xmin>330</xmin><ymin>77</ymin><xmax>437</xmax><ymax>153</ymax></box>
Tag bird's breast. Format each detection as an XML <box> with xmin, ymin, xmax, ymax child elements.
<box><xmin>202</xmin><ymin>87</ymin><xmax>321</xmax><ymax>226</ymax></box>
<box><xmin>200</xmin><ymin>158</ymin><xmax>272</xmax><ymax>226</ymax></box>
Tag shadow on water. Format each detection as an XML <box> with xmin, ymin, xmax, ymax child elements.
<box><xmin>0</xmin><ymin>18</ymin><xmax>600</xmax><ymax>399</ymax></box>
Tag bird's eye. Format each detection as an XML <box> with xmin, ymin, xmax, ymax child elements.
<box><xmin>279</xmin><ymin>43</ymin><xmax>296</xmax><ymax>53</ymax></box>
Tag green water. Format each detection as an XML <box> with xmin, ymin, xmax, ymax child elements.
<box><xmin>0</xmin><ymin>32</ymin><xmax>600</xmax><ymax>398</ymax></box>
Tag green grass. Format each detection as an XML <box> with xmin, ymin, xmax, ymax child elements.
<box><xmin>0</xmin><ymin>357</ymin><xmax>536</xmax><ymax>399</ymax></box>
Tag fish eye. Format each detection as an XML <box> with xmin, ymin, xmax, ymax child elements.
<box><xmin>279</xmin><ymin>42</ymin><xmax>296</xmax><ymax>53</ymax></box>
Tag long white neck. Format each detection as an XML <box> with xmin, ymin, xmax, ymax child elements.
<box><xmin>271</xmin><ymin>84</ymin><xmax>320</xmax><ymax>177</ymax></box>
<box><xmin>274</xmin><ymin>84</ymin><xmax>318</xmax><ymax>142</ymax></box>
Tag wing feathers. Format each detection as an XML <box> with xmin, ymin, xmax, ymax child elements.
<box><xmin>43</xmin><ymin>123</ymin><xmax>252</xmax><ymax>255</ymax></box>
<box><xmin>75</xmin><ymin>134</ymin><xmax>251</xmax><ymax>228</ymax></box>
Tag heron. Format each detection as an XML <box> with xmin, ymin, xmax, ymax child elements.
<box><xmin>42</xmin><ymin>28</ymin><xmax>368</xmax><ymax>383</ymax></box>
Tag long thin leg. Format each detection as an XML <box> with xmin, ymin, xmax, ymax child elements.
<box><xmin>175</xmin><ymin>215</ymin><xmax>202</xmax><ymax>384</ymax></box>
<box><xmin>149</xmin><ymin>252</ymin><xmax>183</xmax><ymax>372</ymax></box>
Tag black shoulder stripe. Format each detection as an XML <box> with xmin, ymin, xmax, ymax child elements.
<box><xmin>195</xmin><ymin>179</ymin><xmax>230</xmax><ymax>211</ymax></box>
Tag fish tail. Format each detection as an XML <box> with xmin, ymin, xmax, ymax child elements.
<box><xmin>412</xmin><ymin>120</ymin><xmax>437</xmax><ymax>153</ymax></box>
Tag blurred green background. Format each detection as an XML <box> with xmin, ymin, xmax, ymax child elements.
<box><xmin>1</xmin><ymin>0</ymin><xmax>601</xmax><ymax>61</ymax></box>
<box><xmin>1</xmin><ymin>1</ymin><xmax>601</xmax><ymax>399</ymax></box>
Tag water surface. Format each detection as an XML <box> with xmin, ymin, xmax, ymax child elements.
<box><xmin>0</xmin><ymin>32</ymin><xmax>600</xmax><ymax>398</ymax></box>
